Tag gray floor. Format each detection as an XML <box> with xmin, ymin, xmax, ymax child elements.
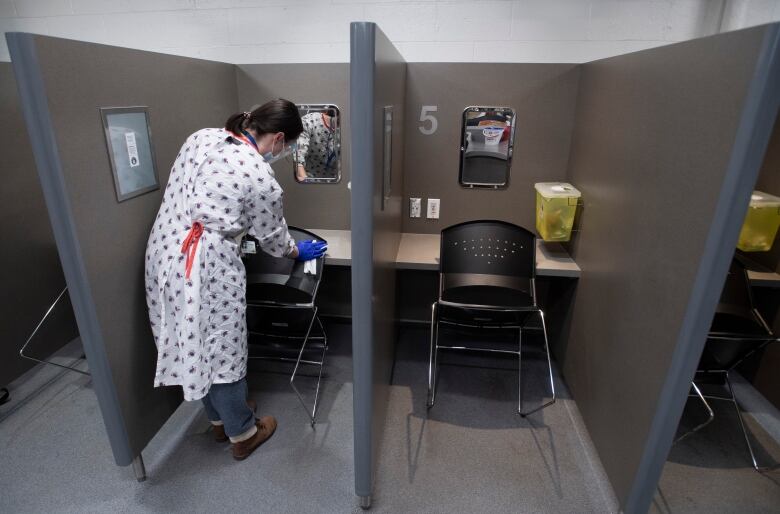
<box><xmin>372</xmin><ymin>326</ymin><xmax>620</xmax><ymax>514</ymax></box>
<box><xmin>651</xmin><ymin>380</ymin><xmax>780</xmax><ymax>514</ymax></box>
<box><xmin>0</xmin><ymin>323</ymin><xmax>357</xmax><ymax>514</ymax></box>
<box><xmin>15</xmin><ymin>323</ymin><xmax>778</xmax><ymax>513</ymax></box>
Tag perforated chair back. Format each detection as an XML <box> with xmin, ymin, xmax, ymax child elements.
<box><xmin>243</xmin><ymin>227</ymin><xmax>325</xmax><ymax>305</ymax></box>
<box><xmin>439</xmin><ymin>221</ymin><xmax>536</xmax><ymax>308</ymax></box>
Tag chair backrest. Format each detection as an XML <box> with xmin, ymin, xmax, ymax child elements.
<box><xmin>701</xmin><ymin>256</ymin><xmax>774</xmax><ymax>372</ymax></box>
<box><xmin>440</xmin><ymin>220</ymin><xmax>535</xmax><ymax>278</ymax></box>
<box><xmin>243</xmin><ymin>227</ymin><xmax>325</xmax><ymax>305</ymax></box>
<box><xmin>715</xmin><ymin>256</ymin><xmax>756</xmax><ymax>319</ymax></box>
<box><xmin>438</xmin><ymin>221</ymin><xmax>536</xmax><ymax>307</ymax></box>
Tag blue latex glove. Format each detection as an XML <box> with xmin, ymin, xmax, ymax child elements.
<box><xmin>296</xmin><ymin>240</ymin><xmax>328</xmax><ymax>262</ymax></box>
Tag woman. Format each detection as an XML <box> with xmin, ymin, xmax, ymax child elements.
<box><xmin>295</xmin><ymin>110</ymin><xmax>338</xmax><ymax>182</ymax></box>
<box><xmin>145</xmin><ymin>99</ymin><xmax>327</xmax><ymax>461</ymax></box>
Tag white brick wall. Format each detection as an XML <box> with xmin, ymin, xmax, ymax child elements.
<box><xmin>1</xmin><ymin>0</ymin><xmax>779</xmax><ymax>63</ymax></box>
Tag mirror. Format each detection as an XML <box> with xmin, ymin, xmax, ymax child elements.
<box><xmin>293</xmin><ymin>104</ymin><xmax>341</xmax><ymax>184</ymax></box>
<box><xmin>459</xmin><ymin>106</ymin><xmax>516</xmax><ymax>189</ymax></box>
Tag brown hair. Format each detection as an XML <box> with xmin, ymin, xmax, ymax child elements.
<box><xmin>225</xmin><ymin>98</ymin><xmax>303</xmax><ymax>142</ymax></box>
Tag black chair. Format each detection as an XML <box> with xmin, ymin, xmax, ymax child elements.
<box><xmin>677</xmin><ymin>256</ymin><xmax>778</xmax><ymax>470</ymax></box>
<box><xmin>242</xmin><ymin>227</ymin><xmax>328</xmax><ymax>426</ymax></box>
<box><xmin>427</xmin><ymin>220</ymin><xmax>556</xmax><ymax>416</ymax></box>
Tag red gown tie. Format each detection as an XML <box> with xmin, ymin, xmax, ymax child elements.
<box><xmin>181</xmin><ymin>221</ymin><xmax>204</xmax><ymax>279</ymax></box>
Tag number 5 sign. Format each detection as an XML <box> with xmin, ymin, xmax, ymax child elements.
<box><xmin>418</xmin><ymin>105</ymin><xmax>438</xmax><ymax>135</ymax></box>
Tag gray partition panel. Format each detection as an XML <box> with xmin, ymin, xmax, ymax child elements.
<box><xmin>8</xmin><ymin>33</ymin><xmax>239</xmax><ymax>465</ymax></box>
<box><xmin>0</xmin><ymin>62</ymin><xmax>78</xmax><ymax>387</ymax></box>
<box><xmin>402</xmin><ymin>63</ymin><xmax>580</xmax><ymax>234</ymax></box>
<box><xmin>562</xmin><ymin>25</ymin><xmax>780</xmax><ymax>512</ymax></box>
<box><xmin>350</xmin><ymin>22</ymin><xmax>406</xmax><ymax>506</ymax></box>
<box><xmin>750</xmin><ymin>118</ymin><xmax>780</xmax><ymax>410</ymax></box>
<box><xmin>236</xmin><ymin>64</ymin><xmax>351</xmax><ymax>230</ymax></box>
<box><xmin>751</xmin><ymin>117</ymin><xmax>780</xmax><ymax>272</ymax></box>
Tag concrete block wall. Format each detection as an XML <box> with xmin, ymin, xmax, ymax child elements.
<box><xmin>1</xmin><ymin>1</ymin><xmax>779</xmax><ymax>63</ymax></box>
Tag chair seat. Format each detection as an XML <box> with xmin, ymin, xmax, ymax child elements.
<box><xmin>247</xmin><ymin>304</ymin><xmax>318</xmax><ymax>337</ymax></box>
<box><xmin>246</xmin><ymin>282</ymin><xmax>315</xmax><ymax>305</ymax></box>
<box><xmin>438</xmin><ymin>301</ymin><xmax>536</xmax><ymax>327</ymax></box>
<box><xmin>248</xmin><ymin>335</ymin><xmax>326</xmax><ymax>357</ymax></box>
<box><xmin>709</xmin><ymin>312</ymin><xmax>770</xmax><ymax>338</ymax></box>
<box><xmin>441</xmin><ymin>285</ymin><xmax>534</xmax><ymax>309</ymax></box>
<box><xmin>698</xmin><ymin>337</ymin><xmax>772</xmax><ymax>372</ymax></box>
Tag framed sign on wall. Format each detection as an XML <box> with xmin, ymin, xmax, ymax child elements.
<box><xmin>100</xmin><ymin>106</ymin><xmax>159</xmax><ymax>202</ymax></box>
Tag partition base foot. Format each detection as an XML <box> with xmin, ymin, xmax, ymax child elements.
<box><xmin>132</xmin><ymin>455</ymin><xmax>147</xmax><ymax>482</ymax></box>
<box><xmin>359</xmin><ymin>495</ymin><xmax>371</xmax><ymax>509</ymax></box>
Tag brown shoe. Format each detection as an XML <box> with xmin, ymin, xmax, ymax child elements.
<box><xmin>232</xmin><ymin>416</ymin><xmax>277</xmax><ymax>461</ymax></box>
<box><xmin>212</xmin><ymin>399</ymin><xmax>258</xmax><ymax>442</ymax></box>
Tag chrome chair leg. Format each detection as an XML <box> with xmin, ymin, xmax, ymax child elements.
<box><xmin>725</xmin><ymin>372</ymin><xmax>763</xmax><ymax>471</ymax></box>
<box><xmin>19</xmin><ymin>286</ymin><xmax>89</xmax><ymax>377</ymax></box>
<box><xmin>520</xmin><ymin>309</ymin><xmax>556</xmax><ymax>417</ymax></box>
<box><xmin>290</xmin><ymin>307</ymin><xmax>323</xmax><ymax>426</ymax></box>
<box><xmin>316</xmin><ymin>314</ymin><xmax>328</xmax><ymax>350</ymax></box>
<box><xmin>427</xmin><ymin>302</ymin><xmax>439</xmax><ymax>408</ymax></box>
<box><xmin>675</xmin><ymin>381</ymin><xmax>714</xmax><ymax>443</ymax></box>
<box><xmin>308</xmin><ymin>330</ymin><xmax>328</xmax><ymax>426</ymax></box>
<box><xmin>517</xmin><ymin>326</ymin><xmax>523</xmax><ymax>415</ymax></box>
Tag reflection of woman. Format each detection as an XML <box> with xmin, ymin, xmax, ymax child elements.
<box><xmin>144</xmin><ymin>99</ymin><xmax>326</xmax><ymax>461</ymax></box>
<box><xmin>295</xmin><ymin>112</ymin><xmax>338</xmax><ymax>181</ymax></box>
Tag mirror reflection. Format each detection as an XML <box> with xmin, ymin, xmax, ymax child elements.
<box><xmin>459</xmin><ymin>106</ymin><xmax>515</xmax><ymax>189</ymax></box>
<box><xmin>293</xmin><ymin>104</ymin><xmax>341</xmax><ymax>184</ymax></box>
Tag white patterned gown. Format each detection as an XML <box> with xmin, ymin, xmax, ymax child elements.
<box><xmin>296</xmin><ymin>112</ymin><xmax>338</xmax><ymax>179</ymax></box>
<box><xmin>145</xmin><ymin>128</ymin><xmax>295</xmax><ymax>401</ymax></box>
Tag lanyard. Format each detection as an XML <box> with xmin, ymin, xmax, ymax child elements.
<box><xmin>319</xmin><ymin>114</ymin><xmax>336</xmax><ymax>169</ymax></box>
<box><xmin>236</xmin><ymin>130</ymin><xmax>259</xmax><ymax>153</ymax></box>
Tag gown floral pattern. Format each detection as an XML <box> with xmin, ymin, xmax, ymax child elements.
<box><xmin>295</xmin><ymin>112</ymin><xmax>338</xmax><ymax>179</ymax></box>
<box><xmin>145</xmin><ymin>128</ymin><xmax>295</xmax><ymax>401</ymax></box>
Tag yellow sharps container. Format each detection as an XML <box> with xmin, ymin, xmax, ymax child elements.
<box><xmin>736</xmin><ymin>190</ymin><xmax>780</xmax><ymax>252</ymax></box>
<box><xmin>535</xmin><ymin>182</ymin><xmax>581</xmax><ymax>242</ymax></box>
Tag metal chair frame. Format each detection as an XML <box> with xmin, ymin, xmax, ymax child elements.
<box><xmin>426</xmin><ymin>222</ymin><xmax>556</xmax><ymax>417</ymax></box>
<box><xmin>19</xmin><ymin>286</ymin><xmax>89</xmax><ymax>377</ymax></box>
<box><xmin>676</xmin><ymin>303</ymin><xmax>778</xmax><ymax>471</ymax></box>
<box><xmin>247</xmin><ymin>227</ymin><xmax>328</xmax><ymax>427</ymax></box>
<box><xmin>245</xmin><ymin>272</ymin><xmax>328</xmax><ymax>427</ymax></box>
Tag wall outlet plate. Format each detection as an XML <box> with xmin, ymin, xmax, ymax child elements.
<box><xmin>427</xmin><ymin>198</ymin><xmax>440</xmax><ymax>219</ymax></box>
<box><xmin>410</xmin><ymin>197</ymin><xmax>421</xmax><ymax>218</ymax></box>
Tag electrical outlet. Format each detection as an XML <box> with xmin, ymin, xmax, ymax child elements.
<box><xmin>427</xmin><ymin>198</ymin><xmax>440</xmax><ymax>219</ymax></box>
<box><xmin>410</xmin><ymin>198</ymin><xmax>421</xmax><ymax>218</ymax></box>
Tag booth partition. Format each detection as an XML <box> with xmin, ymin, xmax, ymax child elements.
<box><xmin>7</xmin><ymin>33</ymin><xmax>238</xmax><ymax>472</ymax></box>
<box><xmin>349</xmin><ymin>22</ymin><xmax>407</xmax><ymax>508</ymax></box>
<box><xmin>6</xmin><ymin>19</ymin><xmax>780</xmax><ymax>514</ymax></box>
<box><xmin>563</xmin><ymin>23</ymin><xmax>780</xmax><ymax>512</ymax></box>
<box><xmin>0</xmin><ymin>61</ymin><xmax>79</xmax><ymax>394</ymax></box>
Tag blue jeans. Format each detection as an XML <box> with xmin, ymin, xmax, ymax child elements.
<box><xmin>201</xmin><ymin>377</ymin><xmax>255</xmax><ymax>438</ymax></box>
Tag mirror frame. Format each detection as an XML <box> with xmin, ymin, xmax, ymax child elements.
<box><xmin>459</xmin><ymin>105</ymin><xmax>516</xmax><ymax>189</ymax></box>
<box><xmin>293</xmin><ymin>103</ymin><xmax>342</xmax><ymax>184</ymax></box>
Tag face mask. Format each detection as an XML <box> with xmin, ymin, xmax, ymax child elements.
<box><xmin>262</xmin><ymin>136</ymin><xmax>294</xmax><ymax>164</ymax></box>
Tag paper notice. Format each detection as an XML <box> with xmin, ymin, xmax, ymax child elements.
<box><xmin>125</xmin><ymin>132</ymin><xmax>140</xmax><ymax>168</ymax></box>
